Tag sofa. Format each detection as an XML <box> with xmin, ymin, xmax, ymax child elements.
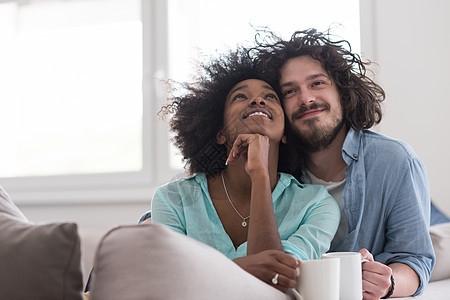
<box><xmin>1</xmin><ymin>186</ymin><xmax>449</xmax><ymax>300</ymax></box>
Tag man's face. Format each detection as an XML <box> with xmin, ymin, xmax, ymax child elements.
<box><xmin>279</xmin><ymin>55</ymin><xmax>345</xmax><ymax>152</ymax></box>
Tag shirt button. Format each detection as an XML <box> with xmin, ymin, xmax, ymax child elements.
<box><xmin>353</xmin><ymin>154</ymin><xmax>358</xmax><ymax>158</ymax></box>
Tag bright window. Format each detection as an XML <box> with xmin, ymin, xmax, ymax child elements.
<box><xmin>0</xmin><ymin>0</ymin><xmax>143</xmax><ymax>177</ymax></box>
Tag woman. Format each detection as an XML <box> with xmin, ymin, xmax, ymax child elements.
<box><xmin>150</xmin><ymin>49</ymin><xmax>339</xmax><ymax>294</ymax></box>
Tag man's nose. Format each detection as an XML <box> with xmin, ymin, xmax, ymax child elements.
<box><xmin>298</xmin><ymin>90</ymin><xmax>316</xmax><ymax>106</ymax></box>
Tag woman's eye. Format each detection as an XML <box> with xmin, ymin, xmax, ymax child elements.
<box><xmin>233</xmin><ymin>94</ymin><xmax>246</xmax><ymax>101</ymax></box>
<box><xmin>264</xmin><ymin>94</ymin><xmax>278</xmax><ymax>101</ymax></box>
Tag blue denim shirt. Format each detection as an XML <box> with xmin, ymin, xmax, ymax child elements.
<box><xmin>316</xmin><ymin>128</ymin><xmax>435</xmax><ymax>296</ymax></box>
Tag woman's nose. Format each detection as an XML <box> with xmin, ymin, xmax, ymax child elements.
<box><xmin>250</xmin><ymin>97</ymin><xmax>266</xmax><ymax>106</ymax></box>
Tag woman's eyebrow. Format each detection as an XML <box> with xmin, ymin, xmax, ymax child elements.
<box><xmin>262</xmin><ymin>85</ymin><xmax>275</xmax><ymax>92</ymax></box>
<box><xmin>228</xmin><ymin>84</ymin><xmax>248</xmax><ymax>96</ymax></box>
<box><xmin>227</xmin><ymin>84</ymin><xmax>275</xmax><ymax>100</ymax></box>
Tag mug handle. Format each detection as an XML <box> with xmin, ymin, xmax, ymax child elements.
<box><xmin>361</xmin><ymin>259</ymin><xmax>369</xmax><ymax>293</ymax></box>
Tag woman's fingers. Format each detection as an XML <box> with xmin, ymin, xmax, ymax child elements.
<box><xmin>225</xmin><ymin>133</ymin><xmax>269</xmax><ymax>169</ymax></box>
<box><xmin>234</xmin><ymin>250</ymin><xmax>300</xmax><ymax>293</ymax></box>
<box><xmin>268</xmin><ymin>251</ymin><xmax>299</xmax><ymax>286</ymax></box>
<box><xmin>271</xmin><ymin>272</ymin><xmax>296</xmax><ymax>293</ymax></box>
<box><xmin>225</xmin><ymin>135</ymin><xmax>249</xmax><ymax>165</ymax></box>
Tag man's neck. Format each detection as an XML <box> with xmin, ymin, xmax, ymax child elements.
<box><xmin>306</xmin><ymin>127</ymin><xmax>348</xmax><ymax>182</ymax></box>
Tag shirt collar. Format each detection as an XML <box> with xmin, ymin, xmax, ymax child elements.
<box><xmin>342</xmin><ymin>127</ymin><xmax>362</xmax><ymax>164</ymax></box>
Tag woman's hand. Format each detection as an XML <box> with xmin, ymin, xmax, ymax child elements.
<box><xmin>226</xmin><ymin>133</ymin><xmax>270</xmax><ymax>178</ymax></box>
<box><xmin>233</xmin><ymin>250</ymin><xmax>300</xmax><ymax>293</ymax></box>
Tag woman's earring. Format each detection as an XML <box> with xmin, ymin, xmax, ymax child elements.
<box><xmin>216</xmin><ymin>130</ymin><xmax>226</xmax><ymax>145</ymax></box>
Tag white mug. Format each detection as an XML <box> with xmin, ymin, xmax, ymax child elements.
<box><xmin>293</xmin><ymin>258</ymin><xmax>340</xmax><ymax>300</ymax></box>
<box><xmin>322</xmin><ymin>252</ymin><xmax>367</xmax><ymax>300</ymax></box>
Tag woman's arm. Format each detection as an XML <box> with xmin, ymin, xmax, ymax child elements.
<box><xmin>226</xmin><ymin>133</ymin><xmax>299</xmax><ymax>292</ymax></box>
<box><xmin>280</xmin><ymin>186</ymin><xmax>340</xmax><ymax>260</ymax></box>
<box><xmin>247</xmin><ymin>169</ymin><xmax>282</xmax><ymax>254</ymax></box>
<box><xmin>226</xmin><ymin>133</ymin><xmax>283</xmax><ymax>254</ymax></box>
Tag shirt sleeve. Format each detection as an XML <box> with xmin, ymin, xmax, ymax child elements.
<box><xmin>151</xmin><ymin>185</ymin><xmax>186</xmax><ymax>235</ymax></box>
<box><xmin>375</xmin><ymin>156</ymin><xmax>435</xmax><ymax>296</ymax></box>
<box><xmin>282</xmin><ymin>187</ymin><xmax>340</xmax><ymax>261</ymax></box>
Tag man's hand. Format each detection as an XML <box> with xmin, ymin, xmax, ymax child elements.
<box><xmin>359</xmin><ymin>249</ymin><xmax>392</xmax><ymax>300</ymax></box>
<box><xmin>233</xmin><ymin>250</ymin><xmax>300</xmax><ymax>293</ymax></box>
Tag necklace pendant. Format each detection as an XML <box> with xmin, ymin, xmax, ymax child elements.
<box><xmin>242</xmin><ymin>220</ymin><xmax>247</xmax><ymax>227</ymax></box>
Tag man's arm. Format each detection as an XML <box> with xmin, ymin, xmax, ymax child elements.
<box><xmin>376</xmin><ymin>155</ymin><xmax>434</xmax><ymax>296</ymax></box>
<box><xmin>390</xmin><ymin>263</ymin><xmax>420</xmax><ymax>298</ymax></box>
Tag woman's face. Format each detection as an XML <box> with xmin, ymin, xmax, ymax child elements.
<box><xmin>218</xmin><ymin>79</ymin><xmax>285</xmax><ymax>146</ymax></box>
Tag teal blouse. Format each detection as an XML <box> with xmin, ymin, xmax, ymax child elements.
<box><xmin>151</xmin><ymin>172</ymin><xmax>340</xmax><ymax>261</ymax></box>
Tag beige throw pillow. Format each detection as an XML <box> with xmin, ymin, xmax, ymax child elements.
<box><xmin>430</xmin><ymin>223</ymin><xmax>450</xmax><ymax>282</ymax></box>
<box><xmin>0</xmin><ymin>186</ymin><xmax>84</xmax><ymax>300</ymax></box>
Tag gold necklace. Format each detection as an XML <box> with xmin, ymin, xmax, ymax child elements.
<box><xmin>221</xmin><ymin>173</ymin><xmax>250</xmax><ymax>227</ymax></box>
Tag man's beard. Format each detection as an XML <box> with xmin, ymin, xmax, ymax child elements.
<box><xmin>290</xmin><ymin>104</ymin><xmax>345</xmax><ymax>153</ymax></box>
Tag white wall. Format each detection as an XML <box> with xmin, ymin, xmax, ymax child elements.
<box><xmin>16</xmin><ymin>0</ymin><xmax>450</xmax><ymax>234</ymax></box>
<box><xmin>18</xmin><ymin>201</ymin><xmax>150</xmax><ymax>233</ymax></box>
<box><xmin>361</xmin><ymin>0</ymin><xmax>450</xmax><ymax>216</ymax></box>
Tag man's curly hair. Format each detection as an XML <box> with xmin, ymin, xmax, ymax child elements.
<box><xmin>252</xmin><ymin>28</ymin><xmax>385</xmax><ymax>130</ymax></box>
<box><xmin>161</xmin><ymin>48</ymin><xmax>292</xmax><ymax>175</ymax></box>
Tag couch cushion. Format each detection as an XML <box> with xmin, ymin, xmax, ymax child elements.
<box><xmin>402</xmin><ymin>278</ymin><xmax>450</xmax><ymax>299</ymax></box>
<box><xmin>89</xmin><ymin>223</ymin><xmax>290</xmax><ymax>300</ymax></box>
<box><xmin>430</xmin><ymin>222</ymin><xmax>450</xmax><ymax>282</ymax></box>
<box><xmin>0</xmin><ymin>185</ymin><xmax>84</xmax><ymax>300</ymax></box>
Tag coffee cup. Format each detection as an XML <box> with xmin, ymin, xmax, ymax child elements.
<box><xmin>292</xmin><ymin>258</ymin><xmax>340</xmax><ymax>300</ymax></box>
<box><xmin>322</xmin><ymin>252</ymin><xmax>367</xmax><ymax>300</ymax></box>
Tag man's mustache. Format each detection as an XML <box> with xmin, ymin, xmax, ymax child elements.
<box><xmin>292</xmin><ymin>102</ymin><xmax>329</xmax><ymax>119</ymax></box>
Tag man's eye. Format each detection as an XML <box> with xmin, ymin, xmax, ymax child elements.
<box><xmin>283</xmin><ymin>89</ymin><xmax>296</xmax><ymax>96</ymax></box>
<box><xmin>312</xmin><ymin>81</ymin><xmax>324</xmax><ymax>87</ymax></box>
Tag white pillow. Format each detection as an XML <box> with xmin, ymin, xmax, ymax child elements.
<box><xmin>89</xmin><ymin>223</ymin><xmax>290</xmax><ymax>300</ymax></box>
<box><xmin>429</xmin><ymin>223</ymin><xmax>450</xmax><ymax>282</ymax></box>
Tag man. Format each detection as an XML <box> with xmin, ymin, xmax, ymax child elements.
<box><xmin>254</xmin><ymin>29</ymin><xmax>435</xmax><ymax>299</ymax></box>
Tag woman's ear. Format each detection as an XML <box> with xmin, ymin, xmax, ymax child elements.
<box><xmin>281</xmin><ymin>135</ymin><xmax>287</xmax><ymax>144</ymax></box>
<box><xmin>216</xmin><ymin>130</ymin><xmax>226</xmax><ymax>145</ymax></box>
